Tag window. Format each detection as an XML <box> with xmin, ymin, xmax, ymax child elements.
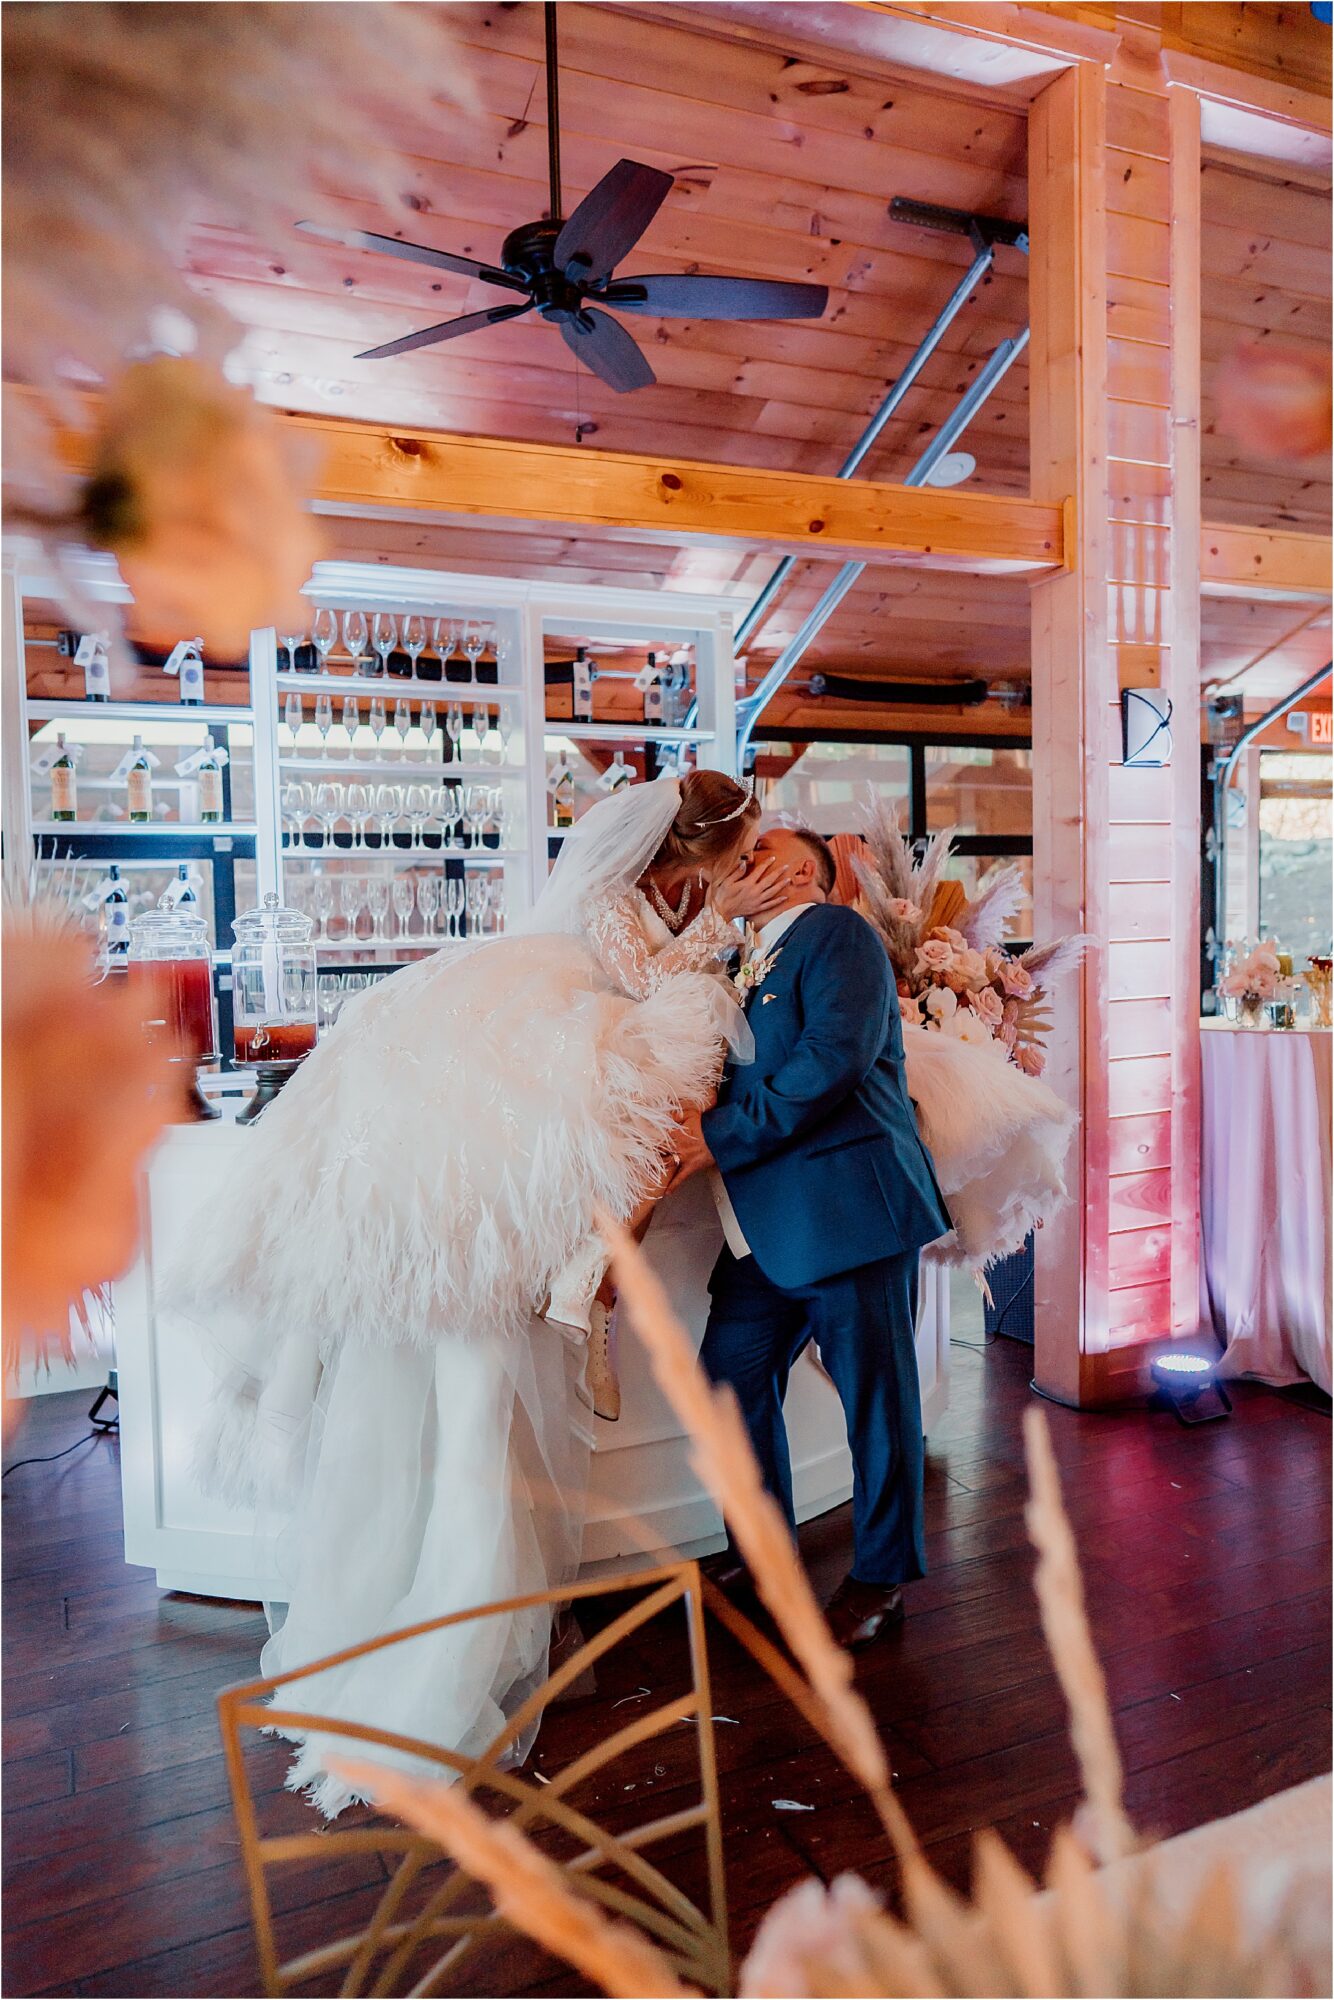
<box><xmin>924</xmin><ymin>745</ymin><xmax>1032</xmax><ymax>838</ymax></box>
<box><xmin>753</xmin><ymin>740</ymin><xmax>909</xmax><ymax>829</ymax></box>
<box><xmin>1259</xmin><ymin>749</ymin><xmax>1333</xmax><ymax>960</ymax></box>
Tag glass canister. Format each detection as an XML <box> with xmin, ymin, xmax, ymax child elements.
<box><xmin>231</xmin><ymin>894</ymin><xmax>317</xmax><ymax>1119</ymax></box>
<box><xmin>128</xmin><ymin>901</ymin><xmax>220</xmax><ymax>1121</ymax></box>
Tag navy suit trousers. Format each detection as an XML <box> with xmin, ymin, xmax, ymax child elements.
<box><xmin>699</xmin><ymin>1245</ymin><xmax>926</xmax><ymax>1588</ymax></box>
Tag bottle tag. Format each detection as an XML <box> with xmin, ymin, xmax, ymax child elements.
<box><xmin>73</xmin><ymin>634</ymin><xmax>104</xmax><ymax>668</ymax></box>
<box><xmin>77</xmin><ymin>634</ymin><xmax>112</xmax><ymax>697</ymax></box>
<box><xmin>30</xmin><ymin>741</ymin><xmax>83</xmax><ymax>775</ymax></box>
<box><xmin>84</xmin><ymin>874</ymin><xmax>124</xmax><ymax>909</ymax></box>
<box><xmin>163</xmin><ymin>639</ymin><xmax>205</xmax><ymax>700</ymax></box>
<box><xmin>110</xmin><ymin>744</ymin><xmax>161</xmax><ymax>782</ymax></box>
<box><xmin>546</xmin><ymin>758</ymin><xmax>576</xmax><ymax>793</ymax></box>
<box><xmin>572</xmin><ymin>655</ymin><xmax>595</xmax><ymax>722</ymax></box>
<box><xmin>174</xmin><ymin>742</ymin><xmax>230</xmax><ymax>778</ymax></box>
<box><xmin>632</xmin><ymin>661</ymin><xmax>660</xmax><ymax>694</ymax></box>
<box><xmin>161</xmin><ymin>871</ymin><xmax>199</xmax><ymax>910</ymax></box>
<box><xmin>598</xmin><ymin>755</ymin><xmax>633</xmax><ymax>793</ymax></box>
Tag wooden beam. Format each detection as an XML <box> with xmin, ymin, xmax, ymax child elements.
<box><xmin>287</xmin><ymin>416</ymin><xmax>1066</xmax><ymax>575</ymax></box>
<box><xmin>1200</xmin><ymin>524</ymin><xmax>1333</xmax><ymax>602</ymax></box>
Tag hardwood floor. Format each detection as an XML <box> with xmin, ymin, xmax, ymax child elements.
<box><xmin>4</xmin><ymin>1337</ymin><xmax>1329</xmax><ymax>1998</ymax></box>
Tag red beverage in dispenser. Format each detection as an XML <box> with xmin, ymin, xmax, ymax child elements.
<box><xmin>130</xmin><ymin>957</ymin><xmax>217</xmax><ymax>1059</ymax></box>
<box><xmin>234</xmin><ymin>1020</ymin><xmax>318</xmax><ymax>1064</ymax></box>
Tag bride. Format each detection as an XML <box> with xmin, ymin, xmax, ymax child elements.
<box><xmin>172</xmin><ymin>770</ymin><xmax>784</xmax><ymax>1815</ymax></box>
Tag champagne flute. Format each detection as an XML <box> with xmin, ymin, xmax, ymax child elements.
<box><xmin>339</xmin><ymin>877</ymin><xmax>364</xmax><ymax>942</ymax></box>
<box><xmin>343</xmin><ymin>609</ymin><xmax>369</xmax><ymax>677</ymax></box>
<box><xmin>368</xmin><ymin>695</ymin><xmax>388</xmax><ymax>764</ymax></box>
<box><xmin>346</xmin><ymin>782</ymin><xmax>373</xmax><ymax>851</ymax></box>
<box><xmin>415</xmin><ymin>875</ymin><xmax>440</xmax><ymax>939</ymax></box>
<box><xmin>432</xmin><ymin>619</ymin><xmax>457</xmax><ymax>674</ymax></box>
<box><xmin>471</xmin><ymin>703</ymin><xmax>492</xmax><ymax>763</ymax></box>
<box><xmin>372</xmin><ymin>612</ymin><xmax>398</xmax><ymax>680</ymax></box>
<box><xmin>466</xmin><ymin>877</ymin><xmax>488</xmax><ymax>936</ymax></box>
<box><xmin>312</xmin><ymin>606</ymin><xmax>339</xmax><ymax>671</ymax></box>
<box><xmin>311</xmin><ymin>875</ymin><xmax>336</xmax><ymax>940</ymax></box>
<box><xmin>418</xmin><ymin>700</ymin><xmax>438</xmax><ymax>763</ymax></box>
<box><xmin>490</xmin><ymin>880</ymin><xmax>507</xmax><ymax>934</ymax></box>
<box><xmin>283</xmin><ymin>690</ymin><xmax>304</xmax><ymax>750</ymax></box>
<box><xmin>497</xmin><ymin>698</ymin><xmax>515</xmax><ymax>763</ymax></box>
<box><xmin>392</xmin><ymin>876</ymin><xmax>416</xmax><ymax>938</ymax></box>
<box><xmin>393</xmin><ymin>697</ymin><xmax>413</xmax><ymax>762</ymax></box>
<box><xmin>463</xmin><ymin>621</ymin><xmax>486</xmax><ymax>680</ymax></box>
<box><xmin>403</xmin><ymin>614</ymin><xmax>427</xmax><ymax>678</ymax></box>
<box><xmin>445</xmin><ymin>879</ymin><xmax>464</xmax><ymax>939</ymax></box>
<box><xmin>341</xmin><ymin>695</ymin><xmax>361</xmax><ymax>759</ymax></box>
<box><xmin>314</xmin><ymin>692</ymin><xmax>334</xmax><ymax>759</ymax></box>
<box><xmin>446</xmin><ymin>702</ymin><xmax>464</xmax><ymax>762</ymax></box>
<box><xmin>367</xmin><ymin>876</ymin><xmax>391</xmax><ymax>942</ymax></box>
<box><xmin>278</xmin><ymin>624</ymin><xmax>306</xmax><ymax>674</ymax></box>
<box><xmin>489</xmin><ymin>787</ymin><xmax>506</xmax><ymax>848</ymax></box>
<box><xmin>373</xmin><ymin>783</ymin><xmax>400</xmax><ymax>848</ymax></box>
<box><xmin>404</xmin><ymin>783</ymin><xmax>431</xmax><ymax>851</ymax></box>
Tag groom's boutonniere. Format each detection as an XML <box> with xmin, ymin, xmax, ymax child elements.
<box><xmin>733</xmin><ymin>926</ymin><xmax>782</xmax><ymax>998</ymax></box>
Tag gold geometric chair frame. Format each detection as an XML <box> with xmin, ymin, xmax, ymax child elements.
<box><xmin>217</xmin><ymin>1559</ymin><xmax>730</xmax><ymax>1998</ymax></box>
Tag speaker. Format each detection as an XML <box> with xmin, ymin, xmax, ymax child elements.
<box><xmin>1121</xmin><ymin>686</ymin><xmax>1174</xmax><ymax>767</ymax></box>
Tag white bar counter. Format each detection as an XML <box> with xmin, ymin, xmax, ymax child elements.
<box><xmin>116</xmin><ymin>1120</ymin><xmax>949</xmax><ymax>1599</ymax></box>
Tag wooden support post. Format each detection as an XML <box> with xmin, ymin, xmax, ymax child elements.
<box><xmin>1029</xmin><ymin>36</ymin><xmax>1205</xmax><ymax>1406</ymax></box>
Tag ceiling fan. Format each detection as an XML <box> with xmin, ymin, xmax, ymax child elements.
<box><xmin>297</xmin><ymin>3</ymin><xmax>828</xmax><ymax>393</ymax></box>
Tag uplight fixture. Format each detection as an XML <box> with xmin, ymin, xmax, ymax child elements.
<box><xmin>1149</xmin><ymin>1351</ymin><xmax>1232</xmax><ymax>1425</ymax></box>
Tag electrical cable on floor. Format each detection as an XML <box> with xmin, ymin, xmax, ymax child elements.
<box><xmin>2</xmin><ymin>1429</ymin><xmax>112</xmax><ymax>1479</ymax></box>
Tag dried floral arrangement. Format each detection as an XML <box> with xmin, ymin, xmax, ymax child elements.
<box><xmin>335</xmin><ymin>1222</ymin><xmax>1329</xmax><ymax>2000</ymax></box>
<box><xmin>3</xmin><ymin>2</ymin><xmax>472</xmax><ymax>648</ymax></box>
<box><xmin>852</xmin><ymin>797</ymin><xmax>1086</xmax><ymax>1077</ymax></box>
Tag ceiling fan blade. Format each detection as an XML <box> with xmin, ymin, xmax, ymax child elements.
<box><xmin>355</xmin><ymin>300</ymin><xmax>534</xmax><ymax>362</ymax></box>
<box><xmin>296</xmin><ymin>221</ymin><xmax>524</xmax><ymax>294</ymax></box>
<box><xmin>599</xmin><ymin>273</ymin><xmax>830</xmax><ymax>321</ymax></box>
<box><xmin>553</xmin><ymin>160</ymin><xmax>674</xmax><ymax>286</ymax></box>
<box><xmin>560</xmin><ymin>308</ymin><xmax>656</xmax><ymax>393</ymax></box>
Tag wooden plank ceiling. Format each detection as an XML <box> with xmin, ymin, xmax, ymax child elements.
<box><xmin>178</xmin><ymin>1</ymin><xmax>1330</xmax><ymax>717</ymax></box>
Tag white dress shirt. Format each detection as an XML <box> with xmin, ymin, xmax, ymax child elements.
<box><xmin>710</xmin><ymin>902</ymin><xmax>820</xmax><ymax>1260</ymax></box>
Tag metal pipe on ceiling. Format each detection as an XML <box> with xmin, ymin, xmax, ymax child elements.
<box><xmin>1211</xmin><ymin>659</ymin><xmax>1332</xmax><ymax>954</ymax></box>
<box><xmin>735</xmin><ymin>324</ymin><xmax>1031</xmax><ymax>765</ymax></box>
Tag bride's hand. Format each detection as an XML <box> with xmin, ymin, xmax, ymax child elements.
<box><xmin>711</xmin><ymin>855</ymin><xmax>791</xmax><ymax>924</ymax></box>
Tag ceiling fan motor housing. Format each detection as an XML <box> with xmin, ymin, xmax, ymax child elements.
<box><xmin>501</xmin><ymin>219</ymin><xmax>584</xmax><ymax>321</ymax></box>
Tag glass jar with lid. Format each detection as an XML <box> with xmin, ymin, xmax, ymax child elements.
<box><xmin>231</xmin><ymin>893</ymin><xmax>318</xmax><ymax>1121</ymax></box>
<box><xmin>128</xmin><ymin>901</ymin><xmax>220</xmax><ymax>1120</ymax></box>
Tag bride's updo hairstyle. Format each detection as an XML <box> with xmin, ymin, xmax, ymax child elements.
<box><xmin>651</xmin><ymin>770</ymin><xmax>760</xmax><ymax>880</ymax></box>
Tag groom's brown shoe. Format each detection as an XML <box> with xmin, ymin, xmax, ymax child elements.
<box><xmin>825</xmin><ymin>1575</ymin><xmax>905</xmax><ymax>1651</ymax></box>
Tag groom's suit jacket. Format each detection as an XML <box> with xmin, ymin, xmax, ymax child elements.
<box><xmin>703</xmin><ymin>903</ymin><xmax>949</xmax><ymax>1291</ymax></box>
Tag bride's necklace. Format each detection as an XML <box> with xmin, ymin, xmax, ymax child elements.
<box><xmin>644</xmin><ymin>877</ymin><xmax>692</xmax><ymax>932</ymax></box>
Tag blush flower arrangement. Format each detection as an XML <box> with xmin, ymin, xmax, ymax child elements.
<box><xmin>852</xmin><ymin>797</ymin><xmax>1086</xmax><ymax>1077</ymax></box>
<box><xmin>1218</xmin><ymin>939</ymin><xmax>1283</xmax><ymax>1013</ymax></box>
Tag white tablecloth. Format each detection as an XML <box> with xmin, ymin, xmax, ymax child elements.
<box><xmin>1200</xmin><ymin>1023</ymin><xmax>1332</xmax><ymax>1394</ymax></box>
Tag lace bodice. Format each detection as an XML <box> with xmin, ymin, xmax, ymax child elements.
<box><xmin>586</xmin><ymin>891</ymin><xmax>738</xmax><ymax>1000</ymax></box>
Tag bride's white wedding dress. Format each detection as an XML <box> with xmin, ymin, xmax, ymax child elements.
<box><xmin>170</xmin><ymin>780</ymin><xmax>745</xmax><ymax>1816</ymax></box>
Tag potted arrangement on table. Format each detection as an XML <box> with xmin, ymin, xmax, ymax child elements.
<box><xmin>1218</xmin><ymin>938</ymin><xmax>1283</xmax><ymax>1026</ymax></box>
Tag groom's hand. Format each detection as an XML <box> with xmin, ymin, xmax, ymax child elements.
<box><xmin>667</xmin><ymin>1108</ymin><xmax>714</xmax><ymax>1190</ymax></box>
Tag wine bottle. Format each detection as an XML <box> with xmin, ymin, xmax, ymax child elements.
<box><xmin>642</xmin><ymin>651</ymin><xmax>664</xmax><ymax>726</ymax></box>
<box><xmin>105</xmin><ymin>865</ymin><xmax>130</xmax><ymax>961</ymax></box>
<box><xmin>127</xmin><ymin>735</ymin><xmax>153</xmax><ymax>823</ymax></box>
<box><xmin>572</xmin><ymin>646</ymin><xmax>595</xmax><ymax>723</ymax></box>
<box><xmin>175</xmin><ymin>863</ymin><xmax>198</xmax><ymax>907</ymax></box>
<box><xmin>197</xmin><ymin>736</ymin><xmax>224</xmax><ymax>823</ymax></box>
<box><xmin>50</xmin><ymin>733</ymin><xmax>77</xmax><ymax>822</ymax></box>
<box><xmin>79</xmin><ymin>634</ymin><xmax>111</xmax><ymax>703</ymax></box>
<box><xmin>177</xmin><ymin>640</ymin><xmax>205</xmax><ymax>706</ymax></box>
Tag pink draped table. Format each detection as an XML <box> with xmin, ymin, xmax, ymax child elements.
<box><xmin>1200</xmin><ymin>1021</ymin><xmax>1332</xmax><ymax>1395</ymax></box>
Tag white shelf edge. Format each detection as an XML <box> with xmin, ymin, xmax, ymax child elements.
<box><xmin>283</xmin><ymin>844</ymin><xmax>525</xmax><ymax>864</ymax></box>
<box><xmin>32</xmin><ymin>821</ymin><xmax>259</xmax><ymax>838</ymax></box>
<box><xmin>277</xmin><ymin>757</ymin><xmax>519</xmax><ymax>778</ymax></box>
<box><xmin>276</xmin><ymin>671</ymin><xmax>513</xmax><ymax>699</ymax></box>
<box><xmin>544</xmin><ymin>722</ymin><xmax>716</xmax><ymax>743</ymax></box>
<box><xmin>26</xmin><ymin>701</ymin><xmax>254</xmax><ymax>725</ymax></box>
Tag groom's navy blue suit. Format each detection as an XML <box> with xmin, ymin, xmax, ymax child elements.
<box><xmin>700</xmin><ymin>902</ymin><xmax>949</xmax><ymax>1587</ymax></box>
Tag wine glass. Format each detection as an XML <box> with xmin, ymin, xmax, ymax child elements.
<box><xmin>489</xmin><ymin>787</ymin><xmax>506</xmax><ymax>847</ymax></box>
<box><xmin>314</xmin><ymin>781</ymin><xmax>342</xmax><ymax>848</ymax></box>
<box><xmin>415</xmin><ymin>875</ymin><xmax>440</xmax><ymax>939</ymax></box>
<box><xmin>446</xmin><ymin>702</ymin><xmax>464</xmax><ymax>762</ymax></box>
<box><xmin>283</xmin><ymin>690</ymin><xmax>304</xmax><ymax>749</ymax></box>
<box><xmin>463</xmin><ymin>621</ymin><xmax>486</xmax><ymax>679</ymax></box>
<box><xmin>464</xmin><ymin>785</ymin><xmax>488</xmax><ymax>848</ymax></box>
<box><xmin>368</xmin><ymin>695</ymin><xmax>388</xmax><ymax>763</ymax></box>
<box><xmin>493</xmin><ymin>630</ymin><xmax>512</xmax><ymax>679</ymax></box>
<box><xmin>343</xmin><ymin>610</ymin><xmax>369</xmax><ymax>677</ymax></box>
<box><xmin>314</xmin><ymin>692</ymin><xmax>334</xmax><ymax>759</ymax></box>
<box><xmin>281</xmin><ymin>782</ymin><xmax>304</xmax><ymax>848</ymax></box>
<box><xmin>278</xmin><ymin>624</ymin><xmax>306</xmax><ymax>674</ymax></box>
<box><xmin>367</xmin><ymin>876</ymin><xmax>391</xmax><ymax>942</ymax></box>
<box><xmin>471</xmin><ymin>703</ymin><xmax>492</xmax><ymax>763</ymax></box>
<box><xmin>345</xmin><ymin>783</ymin><xmax>373</xmax><ymax>851</ymax></box>
<box><xmin>393</xmin><ymin>697</ymin><xmax>413</xmax><ymax>762</ymax></box>
<box><xmin>428</xmin><ymin>784</ymin><xmax>453</xmax><ymax>850</ymax></box>
<box><xmin>445</xmin><ymin>879</ymin><xmax>464</xmax><ymax>939</ymax></box>
<box><xmin>317</xmin><ymin>972</ymin><xmax>343</xmax><ymax>1031</ymax></box>
<box><xmin>312</xmin><ymin>606</ymin><xmax>339</xmax><ymax>671</ymax></box>
<box><xmin>311</xmin><ymin>875</ymin><xmax>336</xmax><ymax>940</ymax></box>
<box><xmin>403</xmin><ymin>614</ymin><xmax>427</xmax><ymax>678</ymax></box>
<box><xmin>392</xmin><ymin>876</ymin><xmax>416</xmax><ymax>938</ymax></box>
<box><xmin>432</xmin><ymin>619</ymin><xmax>457</xmax><ymax>673</ymax></box>
<box><xmin>341</xmin><ymin>695</ymin><xmax>361</xmax><ymax>759</ymax></box>
<box><xmin>418</xmin><ymin>700</ymin><xmax>438</xmax><ymax>762</ymax></box>
<box><xmin>497</xmin><ymin>699</ymin><xmax>515</xmax><ymax>763</ymax></box>
<box><xmin>490</xmin><ymin>880</ymin><xmax>507</xmax><ymax>934</ymax></box>
<box><xmin>404</xmin><ymin>783</ymin><xmax>431</xmax><ymax>851</ymax></box>
<box><xmin>466</xmin><ymin>877</ymin><xmax>488</xmax><ymax>936</ymax></box>
<box><xmin>339</xmin><ymin>877</ymin><xmax>364</xmax><ymax>942</ymax></box>
<box><xmin>374</xmin><ymin>783</ymin><xmax>400</xmax><ymax>849</ymax></box>
<box><xmin>372</xmin><ymin>613</ymin><xmax>398</xmax><ymax>680</ymax></box>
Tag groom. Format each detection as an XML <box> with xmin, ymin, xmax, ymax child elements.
<box><xmin>669</xmin><ymin>826</ymin><xmax>949</xmax><ymax>1648</ymax></box>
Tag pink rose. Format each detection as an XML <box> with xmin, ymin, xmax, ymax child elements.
<box><xmin>914</xmin><ymin>938</ymin><xmax>955</xmax><ymax>976</ymax></box>
<box><xmin>995</xmin><ymin>955</ymin><xmax>1034</xmax><ymax>998</ymax></box>
<box><xmin>1015</xmin><ymin>1042</ymin><xmax>1046</xmax><ymax>1076</ymax></box>
<box><xmin>945</xmin><ymin>947</ymin><xmax>989</xmax><ymax>991</ymax></box>
<box><xmin>933</xmin><ymin>926</ymin><xmax>968</xmax><ymax>951</ymax></box>
<box><xmin>969</xmin><ymin>987</ymin><xmax>1005</xmax><ymax>1029</ymax></box>
<box><xmin>887</xmin><ymin>897</ymin><xmax>921</xmax><ymax>924</ymax></box>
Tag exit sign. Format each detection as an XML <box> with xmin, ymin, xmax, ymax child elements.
<box><xmin>1312</xmin><ymin>711</ymin><xmax>1333</xmax><ymax>747</ymax></box>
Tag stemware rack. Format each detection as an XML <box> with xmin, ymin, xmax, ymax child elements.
<box><xmin>4</xmin><ymin>556</ymin><xmax>741</xmax><ymax>1066</ymax></box>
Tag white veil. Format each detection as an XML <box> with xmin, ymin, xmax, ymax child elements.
<box><xmin>520</xmin><ymin>777</ymin><xmax>682</xmax><ymax>939</ymax></box>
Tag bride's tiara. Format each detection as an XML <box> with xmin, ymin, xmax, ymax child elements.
<box><xmin>696</xmin><ymin>779</ymin><xmax>755</xmax><ymax>828</ymax></box>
